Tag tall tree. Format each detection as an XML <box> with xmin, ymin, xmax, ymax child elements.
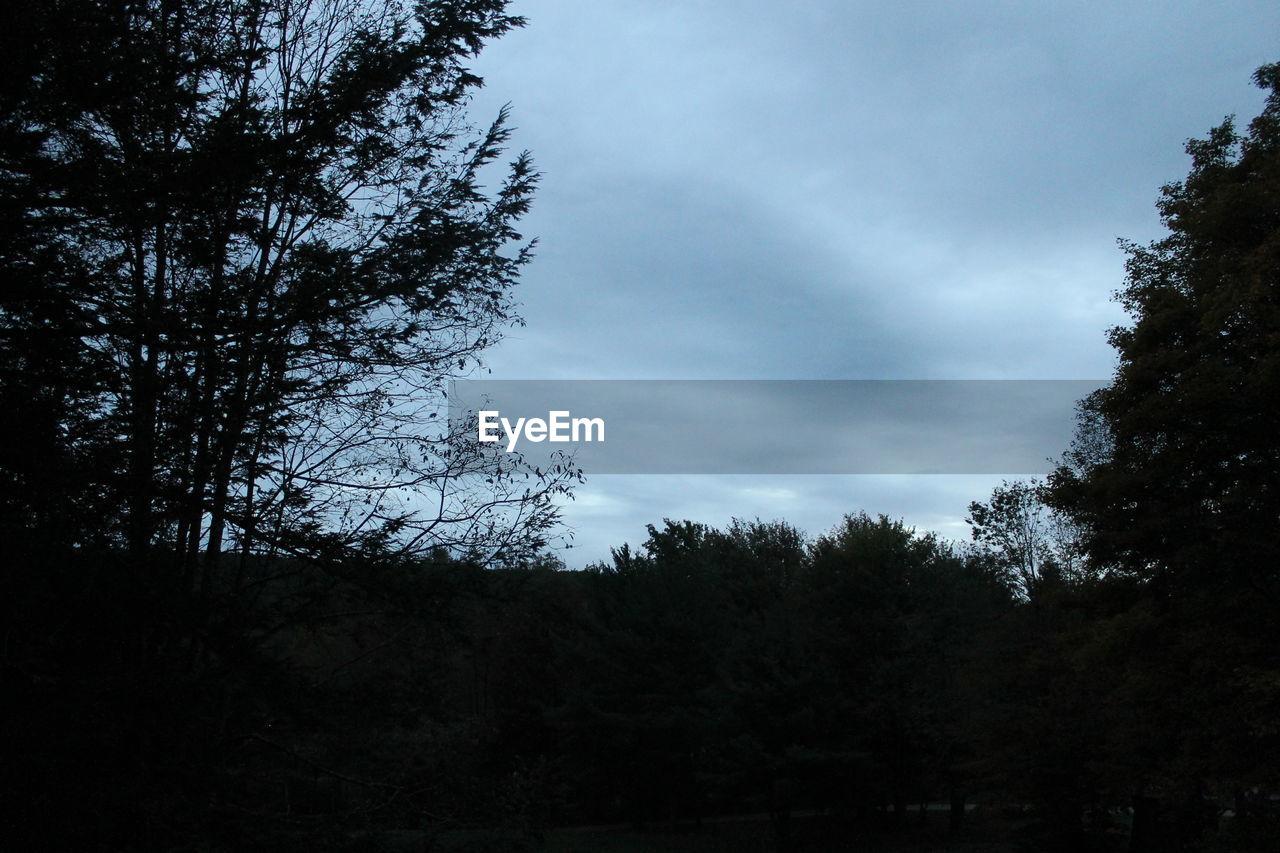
<box><xmin>1048</xmin><ymin>64</ymin><xmax>1280</xmax><ymax>590</ymax></box>
<box><xmin>0</xmin><ymin>4</ymin><xmax>573</xmax><ymax>847</ymax></box>
<box><xmin>1045</xmin><ymin>63</ymin><xmax>1280</xmax><ymax>848</ymax></box>
<box><xmin>0</xmin><ymin>0</ymin><xmax>568</xmax><ymax>578</ymax></box>
<box><xmin>803</xmin><ymin>514</ymin><xmax>946</xmax><ymax>820</ymax></box>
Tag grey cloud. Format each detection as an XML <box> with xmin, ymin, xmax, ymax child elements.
<box><xmin>454</xmin><ymin>0</ymin><xmax>1278</xmax><ymax>563</ymax></box>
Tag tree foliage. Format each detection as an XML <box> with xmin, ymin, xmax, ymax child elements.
<box><xmin>0</xmin><ymin>0</ymin><xmax>568</xmax><ymax>573</ymax></box>
<box><xmin>1</xmin><ymin>3</ymin><xmax>575</xmax><ymax>847</ymax></box>
<box><xmin>967</xmin><ymin>479</ymin><xmax>1083</xmax><ymax>599</ymax></box>
<box><xmin>1048</xmin><ymin>64</ymin><xmax>1280</xmax><ymax>588</ymax></box>
<box><xmin>1041</xmin><ymin>63</ymin><xmax>1280</xmax><ymax>849</ymax></box>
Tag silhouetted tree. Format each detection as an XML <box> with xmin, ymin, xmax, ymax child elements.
<box><xmin>1047</xmin><ymin>63</ymin><xmax>1280</xmax><ymax>590</ymax></box>
<box><xmin>967</xmin><ymin>479</ymin><xmax>1083</xmax><ymax>600</ymax></box>
<box><xmin>0</xmin><ymin>0</ymin><xmax>568</xmax><ymax>574</ymax></box>
<box><xmin>0</xmin><ymin>2</ymin><xmax>570</xmax><ymax>847</ymax></box>
<box><xmin>1047</xmin><ymin>62</ymin><xmax>1280</xmax><ymax>851</ymax></box>
<box><xmin>803</xmin><ymin>514</ymin><xmax>949</xmax><ymax>820</ymax></box>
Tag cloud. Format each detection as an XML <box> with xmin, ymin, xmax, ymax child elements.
<box><xmin>458</xmin><ymin>0</ymin><xmax>1280</xmax><ymax>563</ymax></box>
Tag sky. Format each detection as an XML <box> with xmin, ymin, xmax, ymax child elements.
<box><xmin>461</xmin><ymin>0</ymin><xmax>1279</xmax><ymax>567</ymax></box>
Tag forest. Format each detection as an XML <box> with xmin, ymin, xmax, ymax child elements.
<box><xmin>2</xmin><ymin>1</ymin><xmax>1278</xmax><ymax>851</ymax></box>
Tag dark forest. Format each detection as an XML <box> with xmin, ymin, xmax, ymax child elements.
<box><xmin>2</xmin><ymin>2</ymin><xmax>1278</xmax><ymax>851</ymax></box>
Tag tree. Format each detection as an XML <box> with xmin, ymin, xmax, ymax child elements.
<box><xmin>1044</xmin><ymin>63</ymin><xmax>1280</xmax><ymax>848</ymax></box>
<box><xmin>803</xmin><ymin>514</ymin><xmax>950</xmax><ymax>820</ymax></box>
<box><xmin>559</xmin><ymin>521</ymin><xmax>735</xmax><ymax>824</ymax></box>
<box><xmin>1047</xmin><ymin>64</ymin><xmax>1280</xmax><ymax>589</ymax></box>
<box><xmin>966</xmin><ymin>478</ymin><xmax>1083</xmax><ymax>600</ymax></box>
<box><xmin>0</xmin><ymin>3</ymin><xmax>574</xmax><ymax>846</ymax></box>
<box><xmin>0</xmin><ymin>0</ymin><xmax>569</xmax><ymax>577</ymax></box>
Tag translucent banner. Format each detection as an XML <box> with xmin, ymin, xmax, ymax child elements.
<box><xmin>447</xmin><ymin>380</ymin><xmax>1103</xmax><ymax>474</ymax></box>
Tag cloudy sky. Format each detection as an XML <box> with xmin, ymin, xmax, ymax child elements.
<box><xmin>461</xmin><ymin>0</ymin><xmax>1279</xmax><ymax>566</ymax></box>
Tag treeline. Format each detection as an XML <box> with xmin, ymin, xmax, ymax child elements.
<box><xmin>7</xmin><ymin>501</ymin><xmax>1275</xmax><ymax>851</ymax></box>
<box><xmin>0</xmin><ymin>507</ymin><xmax>1087</xmax><ymax>848</ymax></box>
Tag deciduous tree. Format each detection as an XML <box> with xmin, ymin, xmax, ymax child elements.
<box><xmin>1045</xmin><ymin>62</ymin><xmax>1280</xmax><ymax>849</ymax></box>
<box><xmin>1048</xmin><ymin>64</ymin><xmax>1280</xmax><ymax>590</ymax></box>
<box><xmin>0</xmin><ymin>0</ymin><xmax>569</xmax><ymax>579</ymax></box>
